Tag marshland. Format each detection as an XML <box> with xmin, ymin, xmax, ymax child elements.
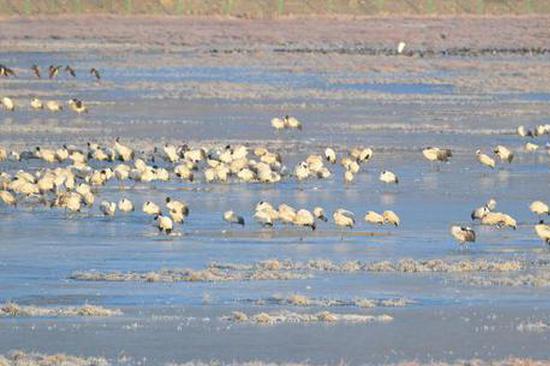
<box><xmin>0</xmin><ymin>2</ymin><xmax>550</xmax><ymax>365</ymax></box>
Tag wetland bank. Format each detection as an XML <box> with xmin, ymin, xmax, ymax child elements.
<box><xmin>0</xmin><ymin>13</ymin><xmax>550</xmax><ymax>366</ymax></box>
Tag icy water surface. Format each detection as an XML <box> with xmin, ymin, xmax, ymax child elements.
<box><xmin>1</xmin><ymin>42</ymin><xmax>550</xmax><ymax>365</ymax></box>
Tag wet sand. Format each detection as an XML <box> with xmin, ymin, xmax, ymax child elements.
<box><xmin>0</xmin><ymin>15</ymin><xmax>550</xmax><ymax>365</ymax></box>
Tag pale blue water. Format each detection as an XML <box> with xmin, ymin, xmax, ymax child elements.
<box><xmin>1</xmin><ymin>48</ymin><xmax>550</xmax><ymax>364</ymax></box>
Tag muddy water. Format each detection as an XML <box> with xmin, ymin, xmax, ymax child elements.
<box><xmin>1</xmin><ymin>22</ymin><xmax>550</xmax><ymax>365</ymax></box>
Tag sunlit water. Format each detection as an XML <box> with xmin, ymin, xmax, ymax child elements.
<box><xmin>0</xmin><ymin>49</ymin><xmax>550</xmax><ymax>364</ymax></box>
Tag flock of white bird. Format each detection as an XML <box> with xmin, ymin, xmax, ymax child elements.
<box><xmin>0</xmin><ymin>119</ymin><xmax>549</xmax><ymax>246</ymax></box>
<box><xmin>1</xmin><ymin>58</ymin><xmax>550</xmax><ymax>245</ymax></box>
<box><xmin>1</xmin><ymin>96</ymin><xmax>88</xmax><ymax>114</ymax></box>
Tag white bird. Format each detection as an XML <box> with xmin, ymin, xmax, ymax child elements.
<box><xmin>344</xmin><ymin>170</ymin><xmax>354</xmax><ymax>184</ymax></box>
<box><xmin>254</xmin><ymin>208</ymin><xmax>274</xmax><ymax>227</ymax></box>
<box><xmin>383</xmin><ymin>210</ymin><xmax>400</xmax><ymax>227</ymax></box>
<box><xmin>350</xmin><ymin>147</ymin><xmax>373</xmax><ymax>163</ymax></box>
<box><xmin>422</xmin><ymin>147</ymin><xmax>452</xmax><ymax>163</ymax></box>
<box><xmin>379</xmin><ymin>170</ymin><xmax>398</xmax><ymax>184</ymax></box>
<box><xmin>117</xmin><ymin>198</ymin><xmax>134</xmax><ymax>213</ymax></box>
<box><xmin>293</xmin><ymin>209</ymin><xmax>316</xmax><ymax>231</ymax></box>
<box><xmin>46</xmin><ymin>100</ymin><xmax>63</xmax><ymax>112</ymax></box>
<box><xmin>166</xmin><ymin>197</ymin><xmax>189</xmax><ymax>217</ymax></box>
<box><xmin>68</xmin><ymin>98</ymin><xmax>88</xmax><ymax>114</ymax></box>
<box><xmin>524</xmin><ymin>142</ymin><xmax>539</xmax><ymax>152</ymax></box>
<box><xmin>162</xmin><ymin>144</ymin><xmax>179</xmax><ymax>163</ymax></box>
<box><xmin>450</xmin><ymin>226</ymin><xmax>476</xmax><ymax>245</ymax></box>
<box><xmin>397</xmin><ymin>41</ymin><xmax>406</xmax><ymax>54</ymax></box>
<box><xmin>143</xmin><ymin>201</ymin><xmax>161</xmax><ymax>216</ymax></box>
<box><xmin>1</xmin><ymin>97</ymin><xmax>15</xmax><ymax>111</ymax></box>
<box><xmin>493</xmin><ymin>145</ymin><xmax>514</xmax><ymax>164</ymax></box>
<box><xmin>155</xmin><ymin>214</ymin><xmax>173</xmax><ymax>234</ymax></box>
<box><xmin>30</xmin><ymin>97</ymin><xmax>44</xmax><ymax>110</ymax></box>
<box><xmin>0</xmin><ymin>190</ymin><xmax>16</xmax><ymax>206</ymax></box>
<box><xmin>169</xmin><ymin>208</ymin><xmax>186</xmax><ymax>224</ymax></box>
<box><xmin>364</xmin><ymin>211</ymin><xmax>384</xmax><ymax>225</ymax></box>
<box><xmin>100</xmin><ymin>201</ymin><xmax>116</xmax><ymax>216</ymax></box>
<box><xmin>313</xmin><ymin>207</ymin><xmax>328</xmax><ymax>222</ymax></box>
<box><xmin>333</xmin><ymin>209</ymin><xmax>355</xmax><ymax>229</ymax></box>
<box><xmin>294</xmin><ymin>162</ymin><xmax>310</xmax><ymax>181</ymax></box>
<box><xmin>534</xmin><ymin>220</ymin><xmax>550</xmax><ymax>245</ymax></box>
<box><xmin>224</xmin><ymin>210</ymin><xmax>245</xmax><ymax>226</ymax></box>
<box><xmin>517</xmin><ymin>125</ymin><xmax>533</xmax><ymax>138</ymax></box>
<box><xmin>271</xmin><ymin>117</ymin><xmax>285</xmax><ymax>131</ymax></box>
<box><xmin>278</xmin><ymin>204</ymin><xmax>297</xmax><ymax>224</ymax></box>
<box><xmin>480</xmin><ymin>212</ymin><xmax>517</xmax><ymax>230</ymax></box>
<box><xmin>471</xmin><ymin>198</ymin><xmax>496</xmax><ymax>221</ymax></box>
<box><xmin>284</xmin><ymin>115</ymin><xmax>302</xmax><ymax>130</ymax></box>
<box><xmin>476</xmin><ymin>149</ymin><xmax>495</xmax><ymax>169</ymax></box>
<box><xmin>530</xmin><ymin>201</ymin><xmax>549</xmax><ymax>216</ymax></box>
<box><xmin>324</xmin><ymin>148</ymin><xmax>336</xmax><ymax>164</ymax></box>
<box><xmin>114</xmin><ymin>138</ymin><xmax>134</xmax><ymax>162</ymax></box>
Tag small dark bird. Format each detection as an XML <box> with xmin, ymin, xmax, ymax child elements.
<box><xmin>64</xmin><ymin>65</ymin><xmax>76</xmax><ymax>77</ymax></box>
<box><xmin>48</xmin><ymin>65</ymin><xmax>62</xmax><ymax>79</ymax></box>
<box><xmin>31</xmin><ymin>64</ymin><xmax>41</xmax><ymax>79</ymax></box>
<box><xmin>0</xmin><ymin>64</ymin><xmax>16</xmax><ymax>77</ymax></box>
<box><xmin>90</xmin><ymin>68</ymin><xmax>100</xmax><ymax>81</ymax></box>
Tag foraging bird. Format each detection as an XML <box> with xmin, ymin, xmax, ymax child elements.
<box><xmin>284</xmin><ymin>115</ymin><xmax>302</xmax><ymax>130</ymax></box>
<box><xmin>31</xmin><ymin>64</ymin><xmax>41</xmax><ymax>79</ymax></box>
<box><xmin>68</xmin><ymin>98</ymin><xmax>88</xmax><ymax>114</ymax></box>
<box><xmin>530</xmin><ymin>201</ymin><xmax>549</xmax><ymax>216</ymax></box>
<box><xmin>100</xmin><ymin>201</ymin><xmax>117</xmax><ymax>216</ymax></box>
<box><xmin>379</xmin><ymin>170</ymin><xmax>398</xmax><ymax>184</ymax></box>
<box><xmin>534</xmin><ymin>220</ymin><xmax>550</xmax><ymax>245</ymax></box>
<box><xmin>493</xmin><ymin>145</ymin><xmax>514</xmax><ymax>164</ymax></box>
<box><xmin>397</xmin><ymin>41</ymin><xmax>406</xmax><ymax>54</ymax></box>
<box><xmin>90</xmin><ymin>68</ymin><xmax>101</xmax><ymax>81</ymax></box>
<box><xmin>143</xmin><ymin>201</ymin><xmax>161</xmax><ymax>216</ymax></box>
<box><xmin>364</xmin><ymin>211</ymin><xmax>384</xmax><ymax>225</ymax></box>
<box><xmin>350</xmin><ymin>147</ymin><xmax>373</xmax><ymax>163</ymax></box>
<box><xmin>117</xmin><ymin>198</ymin><xmax>134</xmax><ymax>213</ymax></box>
<box><xmin>450</xmin><ymin>226</ymin><xmax>476</xmax><ymax>245</ymax></box>
<box><xmin>517</xmin><ymin>125</ymin><xmax>533</xmax><ymax>138</ymax></box>
<box><xmin>114</xmin><ymin>138</ymin><xmax>134</xmax><ymax>162</ymax></box>
<box><xmin>254</xmin><ymin>201</ymin><xmax>278</xmax><ymax>227</ymax></box>
<box><xmin>30</xmin><ymin>98</ymin><xmax>44</xmax><ymax>110</ymax></box>
<box><xmin>162</xmin><ymin>144</ymin><xmax>179</xmax><ymax>163</ymax></box>
<box><xmin>471</xmin><ymin>198</ymin><xmax>497</xmax><ymax>221</ymax></box>
<box><xmin>271</xmin><ymin>117</ymin><xmax>285</xmax><ymax>131</ymax></box>
<box><xmin>313</xmin><ymin>207</ymin><xmax>328</xmax><ymax>222</ymax></box>
<box><xmin>422</xmin><ymin>147</ymin><xmax>452</xmax><ymax>163</ymax></box>
<box><xmin>278</xmin><ymin>203</ymin><xmax>297</xmax><ymax>224</ymax></box>
<box><xmin>324</xmin><ymin>147</ymin><xmax>336</xmax><ymax>164</ymax></box>
<box><xmin>64</xmin><ymin>65</ymin><xmax>76</xmax><ymax>77</ymax></box>
<box><xmin>524</xmin><ymin>142</ymin><xmax>539</xmax><ymax>152</ymax></box>
<box><xmin>0</xmin><ymin>190</ymin><xmax>16</xmax><ymax>206</ymax></box>
<box><xmin>333</xmin><ymin>209</ymin><xmax>355</xmax><ymax>229</ymax></box>
<box><xmin>224</xmin><ymin>210</ymin><xmax>245</xmax><ymax>226</ymax></box>
<box><xmin>476</xmin><ymin>149</ymin><xmax>495</xmax><ymax>169</ymax></box>
<box><xmin>48</xmin><ymin>65</ymin><xmax>62</xmax><ymax>79</ymax></box>
<box><xmin>293</xmin><ymin>209</ymin><xmax>316</xmax><ymax>231</ymax></box>
<box><xmin>480</xmin><ymin>212</ymin><xmax>517</xmax><ymax>230</ymax></box>
<box><xmin>46</xmin><ymin>100</ymin><xmax>63</xmax><ymax>112</ymax></box>
<box><xmin>383</xmin><ymin>210</ymin><xmax>400</xmax><ymax>226</ymax></box>
<box><xmin>169</xmin><ymin>208</ymin><xmax>186</xmax><ymax>224</ymax></box>
<box><xmin>254</xmin><ymin>209</ymin><xmax>274</xmax><ymax>227</ymax></box>
<box><xmin>1</xmin><ymin>97</ymin><xmax>15</xmax><ymax>111</ymax></box>
<box><xmin>155</xmin><ymin>214</ymin><xmax>173</xmax><ymax>234</ymax></box>
<box><xmin>166</xmin><ymin>197</ymin><xmax>189</xmax><ymax>217</ymax></box>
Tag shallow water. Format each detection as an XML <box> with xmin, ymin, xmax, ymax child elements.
<box><xmin>1</xmin><ymin>31</ymin><xmax>550</xmax><ymax>365</ymax></box>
